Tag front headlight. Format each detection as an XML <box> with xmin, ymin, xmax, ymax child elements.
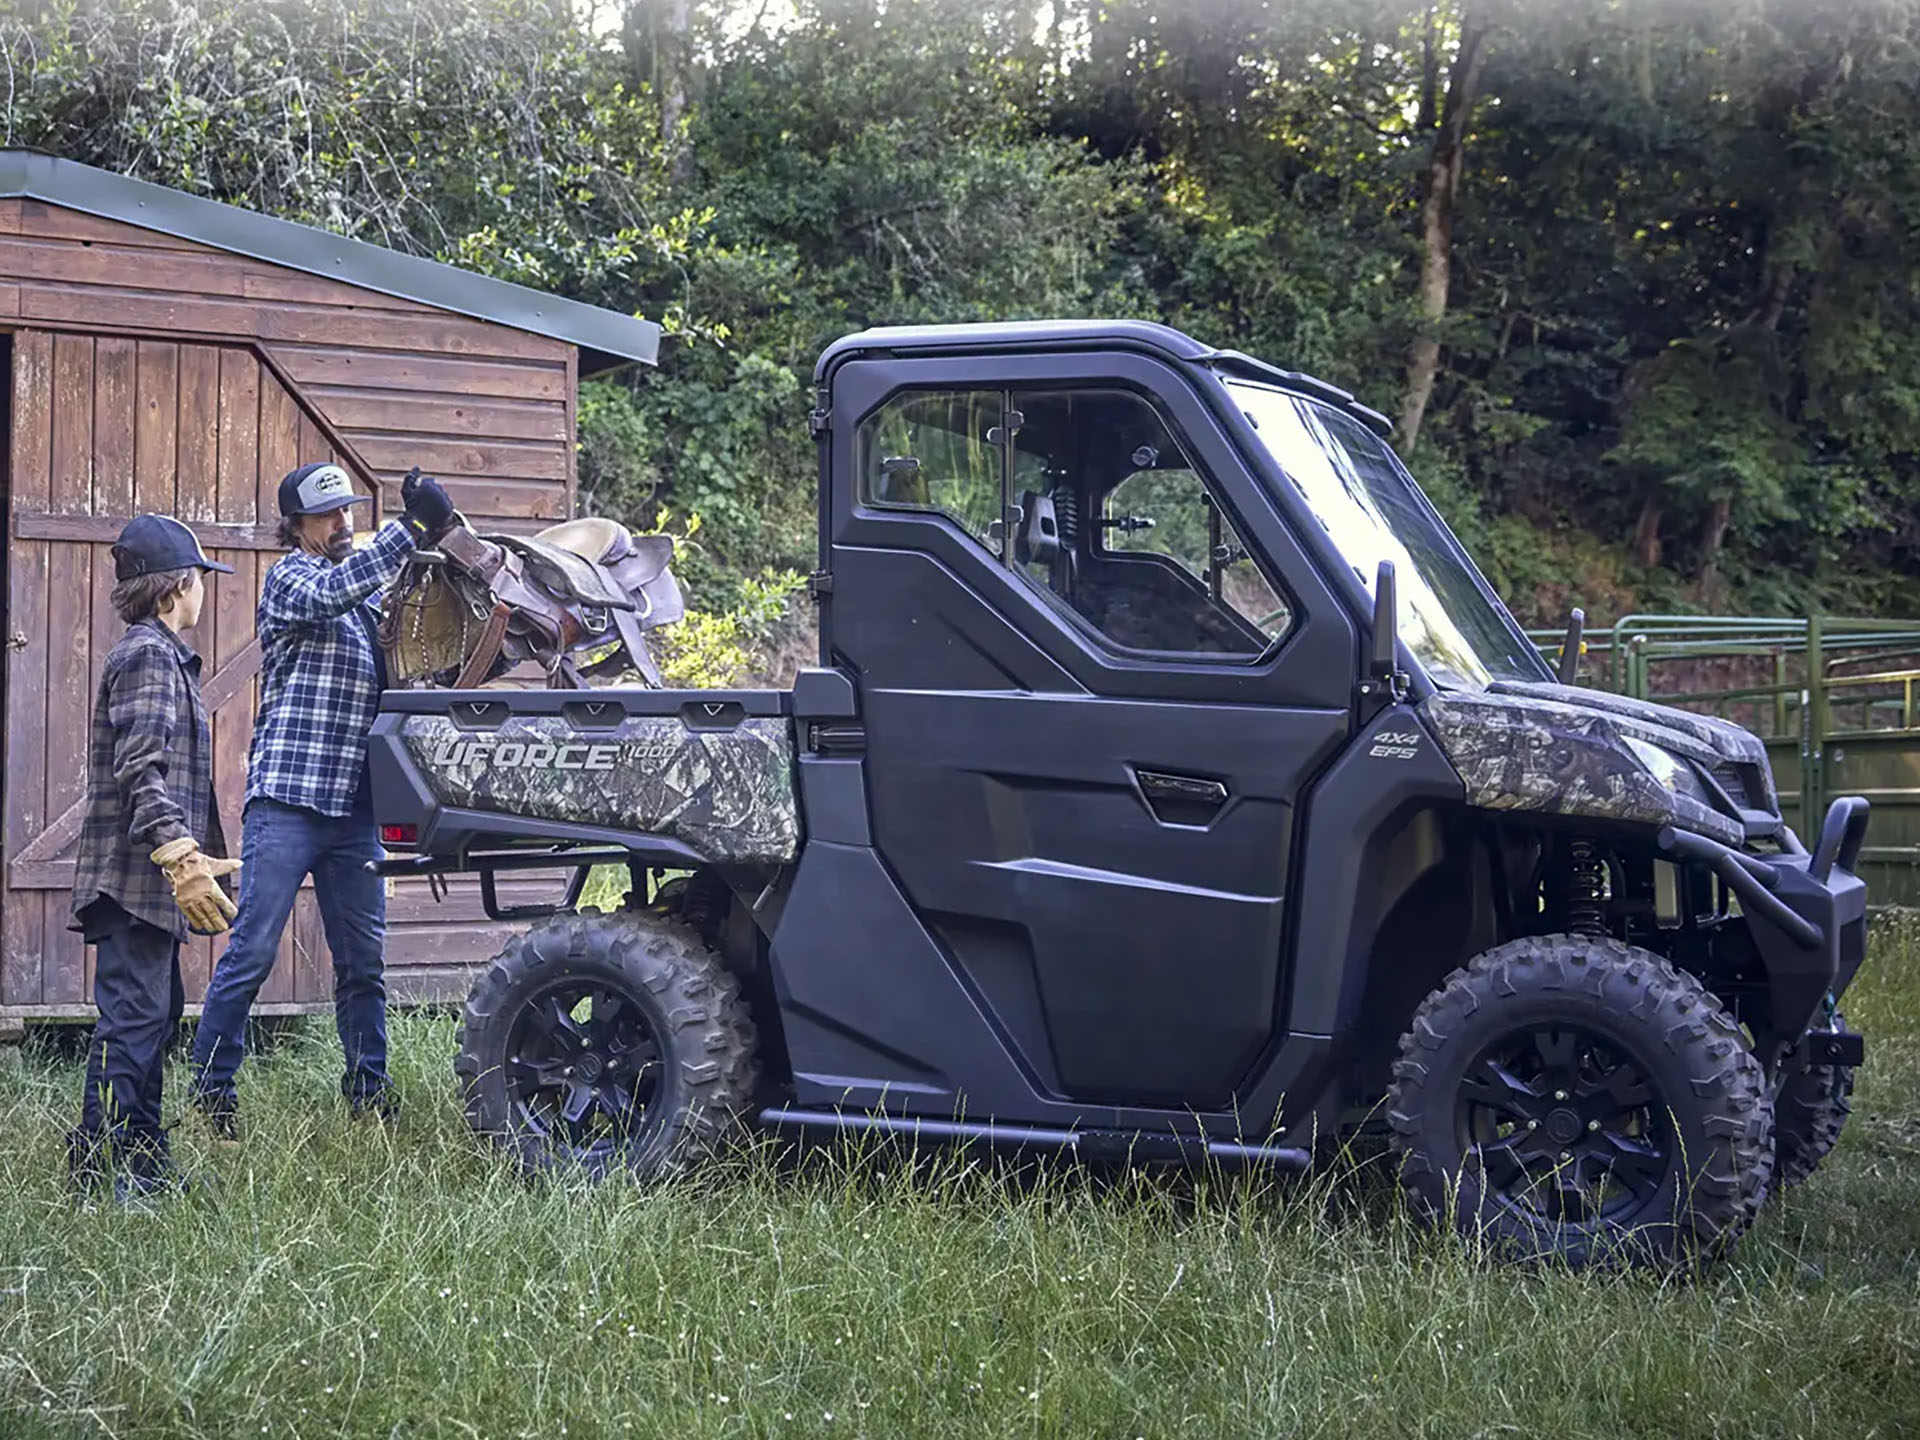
<box><xmin>1623</xmin><ymin>736</ymin><xmax>1709</xmax><ymax>803</ymax></box>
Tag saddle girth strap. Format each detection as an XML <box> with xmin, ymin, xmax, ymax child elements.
<box><xmin>454</xmin><ymin>601</ymin><xmax>513</xmax><ymax>690</ymax></box>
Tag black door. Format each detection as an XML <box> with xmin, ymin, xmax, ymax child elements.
<box><xmin>826</xmin><ymin>349</ymin><xmax>1358</xmax><ymax>1111</ymax></box>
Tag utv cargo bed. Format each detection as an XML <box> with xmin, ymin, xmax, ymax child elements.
<box><xmin>369</xmin><ymin>687</ymin><xmax>803</xmax><ymax>868</ymax></box>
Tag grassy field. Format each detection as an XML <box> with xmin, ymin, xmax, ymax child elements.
<box><xmin>2</xmin><ymin>930</ymin><xmax>1918</xmax><ymax>1440</ymax></box>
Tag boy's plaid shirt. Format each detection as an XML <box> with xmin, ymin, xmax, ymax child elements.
<box><xmin>71</xmin><ymin>619</ymin><xmax>227</xmax><ymax>939</ymax></box>
<box><xmin>245</xmin><ymin>522</ymin><xmax>415</xmax><ymax>818</ymax></box>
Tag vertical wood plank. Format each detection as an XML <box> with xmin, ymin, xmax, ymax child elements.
<box><xmin>134</xmin><ymin>342</ymin><xmax>180</xmax><ymax>517</ymax></box>
<box><xmin>293</xmin><ymin>891</ymin><xmax>329</xmax><ymax>1006</ymax></box>
<box><xmin>174</xmin><ymin>346</ymin><xmax>220</xmax><ymax>642</ymax></box>
<box><xmin>42</xmin><ymin>335</ymin><xmax>94</xmax><ymax>1004</ymax></box>
<box><xmin>83</xmin><ymin>338</ymin><xmax>137</xmax><ymax>1003</ymax></box>
<box><xmin>3</xmin><ymin>331</ymin><xmax>52</xmax><ymax>1006</ymax></box>
<box><xmin>134</xmin><ymin>342</ymin><xmax>208</xmax><ymax>997</ymax></box>
<box><xmin>219</xmin><ymin>351</ymin><xmax>289</xmax><ymax>1003</ymax></box>
<box><xmin>48</xmin><ymin>335</ymin><xmax>94</xmax><ymax>517</ymax></box>
<box><xmin>294</xmin><ymin>415</ymin><xmax>338</xmax><ymax>490</ymax></box>
<box><xmin>174</xmin><ymin>344</ymin><xmax>221</xmax><ymax>990</ymax></box>
<box><xmin>259</xmin><ymin>372</ymin><xmax>301</xmax><ymax>533</ymax></box>
<box><xmin>90</xmin><ymin>338</ymin><xmax>135</xmax><ymax>694</ymax></box>
<box><xmin>257</xmin><ymin>373</ymin><xmax>303</xmax><ymax>993</ymax></box>
<box><xmin>89</xmin><ymin>342</ymin><xmax>134</xmax><ymax>669</ymax></box>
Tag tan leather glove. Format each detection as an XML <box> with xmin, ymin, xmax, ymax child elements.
<box><xmin>150</xmin><ymin>837</ymin><xmax>244</xmax><ymax>934</ymax></box>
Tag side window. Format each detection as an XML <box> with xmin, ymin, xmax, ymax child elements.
<box><xmin>858</xmin><ymin>390</ymin><xmax>1004</xmax><ymax>556</ymax></box>
<box><xmin>1019</xmin><ymin>388</ymin><xmax>1292</xmax><ymax>658</ymax></box>
<box><xmin>856</xmin><ymin>382</ymin><xmax>1294</xmax><ymax>661</ymax></box>
<box><xmin>1105</xmin><ymin>468</ymin><xmax>1292</xmax><ymax>642</ymax></box>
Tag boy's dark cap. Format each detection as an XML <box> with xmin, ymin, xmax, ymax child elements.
<box><xmin>111</xmin><ymin>514</ymin><xmax>234</xmax><ymax>581</ymax></box>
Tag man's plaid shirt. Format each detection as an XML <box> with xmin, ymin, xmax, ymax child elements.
<box><xmin>246</xmin><ymin>522</ymin><xmax>415</xmax><ymax>818</ymax></box>
<box><xmin>72</xmin><ymin>619</ymin><xmax>228</xmax><ymax>939</ymax></box>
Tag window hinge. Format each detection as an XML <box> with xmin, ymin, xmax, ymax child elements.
<box><xmin>807</xmin><ymin>569</ymin><xmax>834</xmax><ymax>600</ymax></box>
<box><xmin>808</xmin><ymin>405</ymin><xmax>831</xmax><ymax>437</ymax></box>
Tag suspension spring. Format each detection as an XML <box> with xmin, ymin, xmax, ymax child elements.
<box><xmin>1565</xmin><ymin>838</ymin><xmax>1607</xmax><ymax>937</ymax></box>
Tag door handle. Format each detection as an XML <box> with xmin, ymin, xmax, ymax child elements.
<box><xmin>1135</xmin><ymin>769</ymin><xmax>1229</xmax><ymax>827</ymax></box>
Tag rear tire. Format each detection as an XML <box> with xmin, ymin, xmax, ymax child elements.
<box><xmin>1772</xmin><ymin>1007</ymin><xmax>1855</xmax><ymax>1189</ymax></box>
<box><xmin>455</xmin><ymin>911</ymin><xmax>758</xmax><ymax>1181</ymax></box>
<box><xmin>1388</xmin><ymin>935</ymin><xmax>1773</xmax><ymax>1270</ymax></box>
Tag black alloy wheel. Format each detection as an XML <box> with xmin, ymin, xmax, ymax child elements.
<box><xmin>504</xmin><ymin>977</ymin><xmax>668</xmax><ymax>1166</ymax></box>
<box><xmin>1456</xmin><ymin>1023</ymin><xmax>1670</xmax><ymax>1227</ymax></box>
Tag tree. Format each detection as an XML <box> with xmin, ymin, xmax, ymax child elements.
<box><xmin>1398</xmin><ymin>6</ymin><xmax>1488</xmax><ymax>452</ymax></box>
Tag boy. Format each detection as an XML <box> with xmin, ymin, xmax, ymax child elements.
<box><xmin>67</xmin><ymin>514</ymin><xmax>241</xmax><ymax>1202</ymax></box>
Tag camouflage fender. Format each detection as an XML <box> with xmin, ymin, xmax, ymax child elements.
<box><xmin>1423</xmin><ymin>691</ymin><xmax>1744</xmax><ymax>846</ymax></box>
<box><xmin>1488</xmin><ymin>679</ymin><xmax>1777</xmax><ymax>810</ymax></box>
<box><xmin>402</xmin><ymin>714</ymin><xmax>800</xmax><ymax>866</ymax></box>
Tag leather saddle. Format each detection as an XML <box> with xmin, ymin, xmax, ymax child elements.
<box><xmin>379</xmin><ymin>514</ymin><xmax>685</xmax><ymax>689</ymax></box>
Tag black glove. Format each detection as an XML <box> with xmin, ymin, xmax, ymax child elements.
<box><xmin>400</xmin><ymin>467</ymin><xmax>455</xmax><ymax>543</ymax></box>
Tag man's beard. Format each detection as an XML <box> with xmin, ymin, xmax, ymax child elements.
<box><xmin>322</xmin><ymin>532</ymin><xmax>353</xmax><ymax>563</ymax></box>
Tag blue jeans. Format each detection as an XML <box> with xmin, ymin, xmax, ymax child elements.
<box><xmin>189</xmin><ymin>795</ymin><xmax>390</xmax><ymax>1105</ymax></box>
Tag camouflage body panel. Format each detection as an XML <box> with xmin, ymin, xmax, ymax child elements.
<box><xmin>402</xmin><ymin>714</ymin><xmax>800</xmax><ymax>866</ymax></box>
<box><xmin>1489</xmin><ymin>679</ymin><xmax>1777</xmax><ymax>810</ymax></box>
<box><xmin>1423</xmin><ymin>691</ymin><xmax>1747</xmax><ymax>846</ymax></box>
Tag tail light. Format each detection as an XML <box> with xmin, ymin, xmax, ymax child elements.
<box><xmin>380</xmin><ymin>824</ymin><xmax>418</xmax><ymax>846</ymax></box>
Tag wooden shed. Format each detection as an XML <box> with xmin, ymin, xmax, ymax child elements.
<box><xmin>0</xmin><ymin>149</ymin><xmax>661</xmax><ymax>1027</ymax></box>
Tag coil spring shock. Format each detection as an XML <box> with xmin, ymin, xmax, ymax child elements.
<box><xmin>1564</xmin><ymin>838</ymin><xmax>1608</xmax><ymax>936</ymax></box>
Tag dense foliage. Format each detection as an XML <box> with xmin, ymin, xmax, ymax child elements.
<box><xmin>5</xmin><ymin>0</ymin><xmax>1919</xmax><ymax>675</ymax></box>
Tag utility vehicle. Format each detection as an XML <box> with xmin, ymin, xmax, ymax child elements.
<box><xmin>368</xmin><ymin>320</ymin><xmax>1869</xmax><ymax>1269</ymax></box>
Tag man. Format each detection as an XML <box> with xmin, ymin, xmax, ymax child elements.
<box><xmin>68</xmin><ymin>515</ymin><xmax>242</xmax><ymax>1203</ymax></box>
<box><xmin>187</xmin><ymin>461</ymin><xmax>454</xmax><ymax>1136</ymax></box>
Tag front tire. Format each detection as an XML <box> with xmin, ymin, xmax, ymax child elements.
<box><xmin>455</xmin><ymin>911</ymin><xmax>758</xmax><ymax>1180</ymax></box>
<box><xmin>1388</xmin><ymin>935</ymin><xmax>1773</xmax><ymax>1270</ymax></box>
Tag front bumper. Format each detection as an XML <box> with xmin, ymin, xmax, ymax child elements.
<box><xmin>1658</xmin><ymin>795</ymin><xmax>1870</xmax><ymax>1053</ymax></box>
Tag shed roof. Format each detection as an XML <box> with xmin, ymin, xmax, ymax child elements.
<box><xmin>0</xmin><ymin>149</ymin><xmax>659</xmax><ymax>375</ymax></box>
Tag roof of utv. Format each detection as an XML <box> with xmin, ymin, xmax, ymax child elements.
<box><xmin>814</xmin><ymin>320</ymin><xmax>1392</xmax><ymax>435</ymax></box>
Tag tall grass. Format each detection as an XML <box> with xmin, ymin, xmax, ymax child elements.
<box><xmin>2</xmin><ymin>923</ymin><xmax>1918</xmax><ymax>1438</ymax></box>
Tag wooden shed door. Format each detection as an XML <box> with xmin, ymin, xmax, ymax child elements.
<box><xmin>3</xmin><ymin>329</ymin><xmax>349</xmax><ymax>1012</ymax></box>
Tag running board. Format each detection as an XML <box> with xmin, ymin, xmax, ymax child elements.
<box><xmin>755</xmin><ymin>1107</ymin><xmax>1311</xmax><ymax>1170</ymax></box>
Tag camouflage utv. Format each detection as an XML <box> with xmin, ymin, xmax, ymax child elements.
<box><xmin>369</xmin><ymin>321</ymin><xmax>1869</xmax><ymax>1271</ymax></box>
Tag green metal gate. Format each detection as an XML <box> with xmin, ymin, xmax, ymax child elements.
<box><xmin>1528</xmin><ymin>615</ymin><xmax>1920</xmax><ymax>908</ymax></box>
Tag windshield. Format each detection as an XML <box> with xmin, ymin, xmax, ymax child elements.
<box><xmin>1225</xmin><ymin>379</ymin><xmax>1550</xmax><ymax>689</ymax></box>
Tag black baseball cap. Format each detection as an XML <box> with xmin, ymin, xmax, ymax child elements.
<box><xmin>111</xmin><ymin>514</ymin><xmax>235</xmax><ymax>581</ymax></box>
<box><xmin>278</xmin><ymin>461</ymin><xmax>371</xmax><ymax>517</ymax></box>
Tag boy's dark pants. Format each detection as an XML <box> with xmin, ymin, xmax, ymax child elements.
<box><xmin>70</xmin><ymin>900</ymin><xmax>183</xmax><ymax>1181</ymax></box>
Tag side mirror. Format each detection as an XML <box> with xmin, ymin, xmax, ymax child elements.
<box><xmin>1557</xmin><ymin>606</ymin><xmax>1585</xmax><ymax>686</ymax></box>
